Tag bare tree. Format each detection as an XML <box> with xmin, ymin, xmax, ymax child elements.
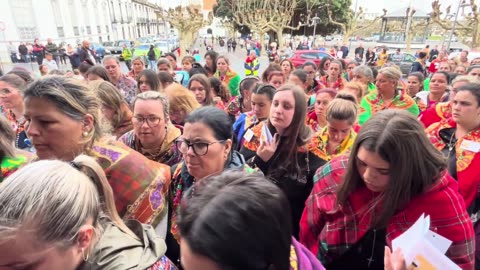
<box><xmin>161</xmin><ymin>5</ymin><xmax>213</xmax><ymax>57</ymax></box>
<box><xmin>326</xmin><ymin>4</ymin><xmax>386</xmax><ymax>42</ymax></box>
<box><xmin>431</xmin><ymin>0</ymin><xmax>479</xmax><ymax>49</ymax></box>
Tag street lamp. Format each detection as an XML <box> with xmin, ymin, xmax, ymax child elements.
<box><xmin>447</xmin><ymin>0</ymin><xmax>469</xmax><ymax>51</ymax></box>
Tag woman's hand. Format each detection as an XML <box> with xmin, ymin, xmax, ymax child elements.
<box><xmin>384</xmin><ymin>246</ymin><xmax>408</xmax><ymax>270</ymax></box>
<box><xmin>256</xmin><ymin>133</ymin><xmax>279</xmax><ymax>162</ymax></box>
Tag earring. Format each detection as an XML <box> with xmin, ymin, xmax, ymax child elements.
<box><xmin>82</xmin><ymin>131</ymin><xmax>89</xmax><ymax>137</ymax></box>
<box><xmin>81</xmin><ymin>248</ymin><xmax>89</xmax><ymax>261</ymax></box>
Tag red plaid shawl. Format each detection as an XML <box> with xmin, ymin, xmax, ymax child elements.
<box><xmin>300</xmin><ymin>155</ymin><xmax>475</xmax><ymax>269</ymax></box>
<box><xmin>90</xmin><ymin>139</ymin><xmax>171</xmax><ymax>226</ymax></box>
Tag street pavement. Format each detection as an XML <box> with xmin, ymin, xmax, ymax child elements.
<box><xmin>0</xmin><ymin>39</ymin><xmax>466</xmax><ymax>77</ymax></box>
<box><xmin>0</xmin><ymin>39</ymin><xmax>269</xmax><ymax>78</ymax></box>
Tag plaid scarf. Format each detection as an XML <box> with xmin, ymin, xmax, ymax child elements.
<box><xmin>0</xmin><ymin>155</ymin><xmax>29</xmax><ymax>182</ymax></box>
<box><xmin>359</xmin><ymin>90</ymin><xmax>419</xmax><ymax>125</ymax></box>
<box><xmin>300</xmin><ymin>155</ymin><xmax>475</xmax><ymax>269</ymax></box>
<box><xmin>90</xmin><ymin>139</ymin><xmax>171</xmax><ymax>226</ymax></box>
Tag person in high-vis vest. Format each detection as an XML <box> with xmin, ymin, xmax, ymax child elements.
<box><xmin>244</xmin><ymin>51</ymin><xmax>259</xmax><ymax>76</ymax></box>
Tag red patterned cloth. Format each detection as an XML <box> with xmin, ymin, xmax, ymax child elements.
<box><xmin>419</xmin><ymin>101</ymin><xmax>452</xmax><ymax>128</ymax></box>
<box><xmin>90</xmin><ymin>139</ymin><xmax>171</xmax><ymax>226</ymax></box>
<box><xmin>426</xmin><ymin>118</ymin><xmax>480</xmax><ymax>209</ymax></box>
<box><xmin>300</xmin><ymin>155</ymin><xmax>475</xmax><ymax>269</ymax></box>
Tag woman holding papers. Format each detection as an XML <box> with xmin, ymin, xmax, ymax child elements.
<box><xmin>427</xmin><ymin>82</ymin><xmax>480</xmax><ymax>268</ymax></box>
<box><xmin>239</xmin><ymin>84</ymin><xmax>327</xmax><ymax>238</ymax></box>
<box><xmin>300</xmin><ymin>109</ymin><xmax>474</xmax><ymax>270</ymax></box>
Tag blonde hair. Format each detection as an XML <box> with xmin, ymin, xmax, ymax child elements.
<box><xmin>452</xmin><ymin>75</ymin><xmax>480</xmax><ymax>85</ymax></box>
<box><xmin>23</xmin><ymin>76</ymin><xmax>102</xmax><ymax>149</ymax></box>
<box><xmin>90</xmin><ymin>80</ymin><xmax>131</xmax><ymax>130</ymax></box>
<box><xmin>326</xmin><ymin>95</ymin><xmax>358</xmax><ymax>124</ymax></box>
<box><xmin>133</xmin><ymin>90</ymin><xmax>170</xmax><ymax>122</ymax></box>
<box><xmin>378</xmin><ymin>67</ymin><xmax>402</xmax><ymax>82</ymax></box>
<box><xmin>0</xmin><ymin>115</ymin><xmax>15</xmax><ymax>158</ymax></box>
<box><xmin>0</xmin><ymin>155</ymin><xmax>136</xmax><ymax>249</ymax></box>
<box><xmin>344</xmin><ymin>81</ymin><xmax>366</xmax><ymax>101</ymax></box>
<box><xmin>165</xmin><ymin>84</ymin><xmax>201</xmax><ymax>115</ymax></box>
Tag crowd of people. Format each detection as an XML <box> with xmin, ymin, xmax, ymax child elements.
<box><xmin>0</xmin><ymin>38</ymin><xmax>480</xmax><ymax>270</ymax></box>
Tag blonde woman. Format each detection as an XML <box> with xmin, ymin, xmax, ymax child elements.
<box><xmin>23</xmin><ymin>76</ymin><xmax>170</xmax><ymax>229</ymax></box>
<box><xmin>164</xmin><ymin>83</ymin><xmax>201</xmax><ymax>127</ymax></box>
<box><xmin>90</xmin><ymin>80</ymin><xmax>133</xmax><ymax>139</ymax></box>
<box><xmin>128</xmin><ymin>56</ymin><xmax>146</xmax><ymax>80</ymax></box>
<box><xmin>0</xmin><ymin>155</ymin><xmax>177</xmax><ymax>269</ymax></box>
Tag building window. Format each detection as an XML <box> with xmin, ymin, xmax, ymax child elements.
<box><xmin>73</xmin><ymin>26</ymin><xmax>80</xmax><ymax>36</ymax></box>
<box><xmin>86</xmin><ymin>26</ymin><xmax>92</xmax><ymax>35</ymax></box>
<box><xmin>57</xmin><ymin>26</ymin><xmax>65</xmax><ymax>38</ymax></box>
<box><xmin>10</xmin><ymin>0</ymin><xmax>39</xmax><ymax>40</ymax></box>
<box><xmin>97</xmin><ymin>25</ymin><xmax>101</xmax><ymax>34</ymax></box>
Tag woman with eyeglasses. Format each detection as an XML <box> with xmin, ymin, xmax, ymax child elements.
<box><xmin>233</xmin><ymin>84</ymin><xmax>276</xmax><ymax>150</ymax></box>
<box><xmin>119</xmin><ymin>91</ymin><xmax>182</xmax><ymax>166</ymax></box>
<box><xmin>23</xmin><ymin>76</ymin><xmax>171</xmax><ymax>232</ymax></box>
<box><xmin>166</xmin><ymin>106</ymin><xmax>248</xmax><ymax>265</ymax></box>
<box><xmin>226</xmin><ymin>76</ymin><xmax>260</xmax><ymax>122</ymax></box>
<box><xmin>239</xmin><ymin>84</ymin><xmax>327</xmax><ymax>238</ymax></box>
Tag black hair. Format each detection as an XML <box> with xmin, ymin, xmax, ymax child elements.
<box><xmin>252</xmin><ymin>83</ymin><xmax>276</xmax><ymax>101</ymax></box>
<box><xmin>204</xmin><ymin>51</ymin><xmax>219</xmax><ymax>74</ymax></box>
<box><xmin>178</xmin><ymin>171</ymin><xmax>292</xmax><ymax>270</ymax></box>
<box><xmin>291</xmin><ymin>69</ymin><xmax>308</xmax><ymax>83</ymax></box>
<box><xmin>419</xmin><ymin>52</ymin><xmax>427</xmax><ymax>59</ymax></box>
<box><xmin>189</xmin><ymin>63</ymin><xmax>209</xmax><ymax>77</ymax></box>
<box><xmin>457</xmin><ymin>82</ymin><xmax>480</xmax><ymax>105</ymax></box>
<box><xmin>467</xmin><ymin>65</ymin><xmax>480</xmax><ymax>74</ymax></box>
<box><xmin>157</xmin><ymin>71</ymin><xmax>174</xmax><ymax>85</ymax></box>
<box><xmin>408</xmin><ymin>72</ymin><xmax>425</xmax><ymax>83</ymax></box>
<box><xmin>163</xmin><ymin>52</ymin><xmax>177</xmax><ymax>61</ymax></box>
<box><xmin>301</xmin><ymin>61</ymin><xmax>317</xmax><ymax>70</ymax></box>
<box><xmin>318</xmin><ymin>57</ymin><xmax>332</xmax><ymax>76</ymax></box>
<box><xmin>137</xmin><ymin>69</ymin><xmax>161</xmax><ymax>91</ymax></box>
<box><xmin>185</xmin><ymin>106</ymin><xmax>233</xmax><ymax>143</ymax></box>
<box><xmin>79</xmin><ymin>62</ymin><xmax>94</xmax><ymax>74</ymax></box>
<box><xmin>86</xmin><ymin>65</ymin><xmax>110</xmax><ymax>82</ymax></box>
<box><xmin>239</xmin><ymin>77</ymin><xmax>260</xmax><ymax>94</ymax></box>
<box><xmin>432</xmin><ymin>71</ymin><xmax>451</xmax><ymax>84</ymax></box>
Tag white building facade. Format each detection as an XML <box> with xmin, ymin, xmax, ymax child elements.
<box><xmin>0</xmin><ymin>0</ymin><xmax>166</xmax><ymax>62</ymax></box>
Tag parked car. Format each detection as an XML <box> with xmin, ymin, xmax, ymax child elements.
<box><xmin>288</xmin><ymin>50</ymin><xmax>331</xmax><ymax>68</ymax></box>
<box><xmin>104</xmin><ymin>40</ymin><xmax>131</xmax><ymax>61</ymax></box>
<box><xmin>387</xmin><ymin>52</ymin><xmax>416</xmax><ymax>75</ymax></box>
<box><xmin>90</xmin><ymin>43</ymin><xmax>109</xmax><ymax>63</ymax></box>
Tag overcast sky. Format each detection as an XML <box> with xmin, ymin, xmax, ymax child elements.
<box><xmin>354</xmin><ymin>0</ymin><xmax>463</xmax><ymax>14</ymax></box>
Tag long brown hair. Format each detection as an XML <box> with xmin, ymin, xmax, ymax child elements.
<box><xmin>188</xmin><ymin>74</ymin><xmax>214</xmax><ymax>106</ymax></box>
<box><xmin>337</xmin><ymin>110</ymin><xmax>446</xmax><ymax>227</ymax></box>
<box><xmin>268</xmin><ymin>84</ymin><xmax>312</xmax><ymax>179</ymax></box>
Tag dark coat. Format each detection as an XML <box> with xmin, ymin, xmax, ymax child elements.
<box><xmin>79</xmin><ymin>46</ymin><xmax>96</xmax><ymax>65</ymax></box>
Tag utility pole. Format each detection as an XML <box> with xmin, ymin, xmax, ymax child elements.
<box><xmin>447</xmin><ymin>0</ymin><xmax>467</xmax><ymax>51</ymax></box>
<box><xmin>348</xmin><ymin>0</ymin><xmax>359</xmax><ymax>50</ymax></box>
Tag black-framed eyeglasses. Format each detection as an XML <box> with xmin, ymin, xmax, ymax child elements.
<box><xmin>175</xmin><ymin>139</ymin><xmax>226</xmax><ymax>156</ymax></box>
<box><xmin>132</xmin><ymin>115</ymin><xmax>162</xmax><ymax>127</ymax></box>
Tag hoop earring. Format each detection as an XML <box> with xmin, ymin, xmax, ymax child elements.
<box><xmin>82</xmin><ymin>248</ymin><xmax>89</xmax><ymax>261</ymax></box>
